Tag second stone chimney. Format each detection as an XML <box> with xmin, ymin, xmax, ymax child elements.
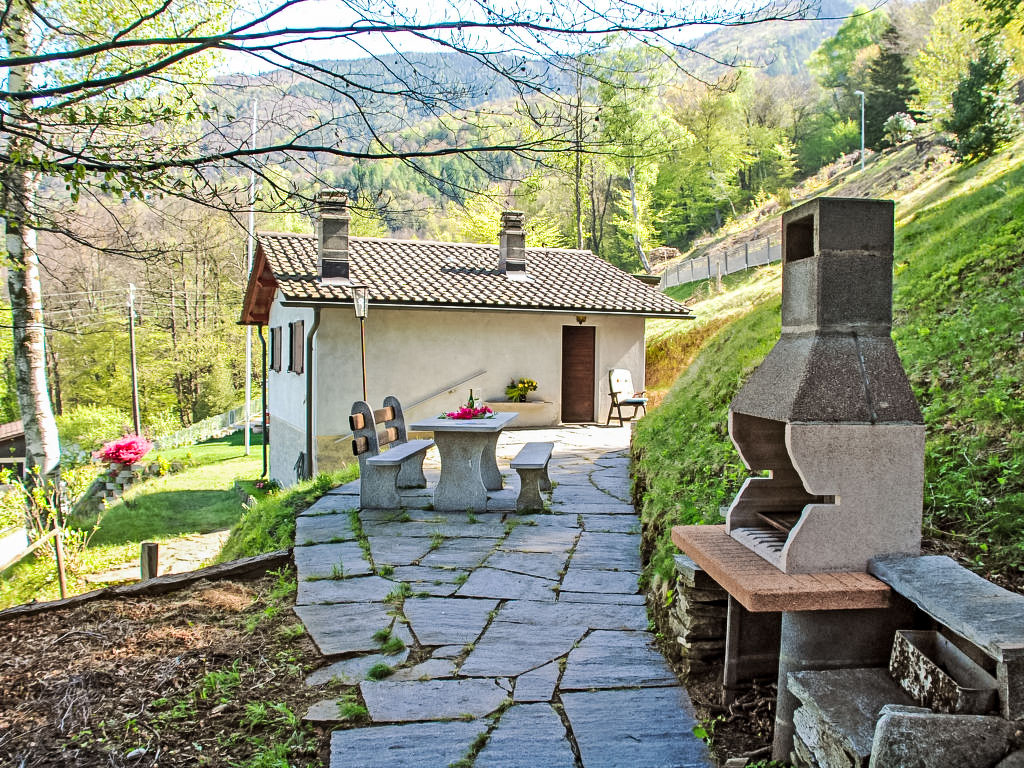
<box><xmin>498</xmin><ymin>210</ymin><xmax>527</xmax><ymax>274</ymax></box>
<box><xmin>317</xmin><ymin>189</ymin><xmax>351</xmax><ymax>282</ymax></box>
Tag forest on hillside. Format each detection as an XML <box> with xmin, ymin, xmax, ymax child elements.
<box><xmin>1</xmin><ymin>0</ymin><xmax>1021</xmax><ymax>457</ymax></box>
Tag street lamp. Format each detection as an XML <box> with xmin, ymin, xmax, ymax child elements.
<box><xmin>853</xmin><ymin>90</ymin><xmax>865</xmax><ymax>172</ymax></box>
<box><xmin>351</xmin><ymin>283</ymin><xmax>369</xmax><ymax>401</ymax></box>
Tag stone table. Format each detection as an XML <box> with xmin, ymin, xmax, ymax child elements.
<box><xmin>410</xmin><ymin>411</ymin><xmax>517</xmax><ymax>511</ymax></box>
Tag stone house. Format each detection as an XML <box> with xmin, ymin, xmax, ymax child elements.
<box><xmin>240</xmin><ymin>191</ymin><xmax>692</xmax><ymax>486</ymax></box>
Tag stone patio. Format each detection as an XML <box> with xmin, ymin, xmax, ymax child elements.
<box><xmin>293</xmin><ymin>424</ymin><xmax>711</xmax><ymax>768</ymax></box>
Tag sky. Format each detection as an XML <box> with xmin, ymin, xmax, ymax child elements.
<box><xmin>216</xmin><ymin>0</ymin><xmax>726</xmax><ymax>74</ymax></box>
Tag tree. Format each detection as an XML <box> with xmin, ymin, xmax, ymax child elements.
<box><xmin>910</xmin><ymin>0</ymin><xmax>1024</xmax><ymax>127</ymax></box>
<box><xmin>808</xmin><ymin>6</ymin><xmax>890</xmax><ymax>93</ymax></box>
<box><xmin>945</xmin><ymin>47</ymin><xmax>1023</xmax><ymax>161</ymax></box>
<box><xmin>862</xmin><ymin>24</ymin><xmax>918</xmax><ymax>148</ymax></box>
<box><xmin>598</xmin><ymin>46</ymin><xmax>684</xmax><ymax>272</ymax></box>
<box><xmin>2</xmin><ymin>0</ymin><xmax>822</xmax><ymax>480</ymax></box>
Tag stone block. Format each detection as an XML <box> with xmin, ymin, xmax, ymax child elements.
<box><xmin>475</xmin><ymin>703</ymin><xmax>576</xmax><ymax>768</ymax></box>
<box><xmin>998</xmin><ymin>653</ymin><xmax>1024</xmax><ymax>720</ymax></box>
<box><xmin>674</xmin><ymin>554</ymin><xmax>720</xmax><ymax>591</ymax></box>
<box><xmin>678</xmin><ymin>586</ymin><xmax>730</xmax><ymax>605</ymax></box>
<box><xmin>868</xmin><ymin>704</ymin><xmax>1018</xmax><ymax>768</ymax></box>
<box><xmin>678</xmin><ymin>638</ymin><xmax>726</xmax><ymax>661</ymax></box>
<box><xmin>870</xmin><ymin>555</ymin><xmax>1024</xmax><ymax>719</ymax></box>
<box><xmin>996</xmin><ymin>751</ymin><xmax>1024</xmax><ymax>768</ymax></box>
<box><xmin>360</xmin><ymin>678</ymin><xmax>508</xmax><ymax>722</ymax></box>
<box><xmin>674</xmin><ymin>611</ymin><xmax>727</xmax><ymax>641</ymax></box>
<box><xmin>329</xmin><ymin>720</ymin><xmax>488</xmax><ymax>768</ymax></box>
<box><xmin>776</xmin><ymin>423</ymin><xmax>925</xmax><ymax>574</ymax></box>
<box><xmin>889</xmin><ymin>630</ymin><xmax>998</xmax><ymax>714</ymax></box>
<box><xmin>305</xmin><ymin>648</ymin><xmax>411</xmax><ymax>686</ymax></box>
<box><xmin>788</xmin><ymin>668</ymin><xmax>915</xmax><ymax>768</ymax></box>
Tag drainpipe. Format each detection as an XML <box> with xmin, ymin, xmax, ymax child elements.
<box><xmin>257</xmin><ymin>324</ymin><xmax>268</xmax><ymax>478</ymax></box>
<box><xmin>304</xmin><ymin>307</ymin><xmax>322</xmax><ymax>481</ymax></box>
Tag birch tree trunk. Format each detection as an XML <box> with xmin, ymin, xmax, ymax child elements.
<box><xmin>3</xmin><ymin>3</ymin><xmax>61</xmax><ymax>476</ymax></box>
<box><xmin>628</xmin><ymin>164</ymin><xmax>653</xmax><ymax>273</ymax></box>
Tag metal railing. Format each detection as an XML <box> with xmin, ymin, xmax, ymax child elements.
<box><xmin>405</xmin><ymin>368</ymin><xmax>487</xmax><ymax>411</ymax></box>
<box><xmin>152</xmin><ymin>398</ymin><xmax>262</xmax><ymax>450</ymax></box>
<box><xmin>328</xmin><ymin>369</ymin><xmax>488</xmax><ymax>446</ymax></box>
<box><xmin>660</xmin><ymin>236</ymin><xmax>782</xmax><ymax>290</ymax></box>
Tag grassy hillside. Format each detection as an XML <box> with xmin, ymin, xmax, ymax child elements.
<box><xmin>635</xmin><ymin>138</ymin><xmax>1024</xmax><ymax>587</ymax></box>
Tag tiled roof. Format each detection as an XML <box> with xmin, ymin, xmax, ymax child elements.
<box><xmin>257</xmin><ymin>232</ymin><xmax>693</xmax><ymax>317</ymax></box>
<box><xmin>0</xmin><ymin>420</ymin><xmax>23</xmax><ymax>442</ymax></box>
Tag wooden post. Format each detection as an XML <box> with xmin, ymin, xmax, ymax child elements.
<box><xmin>53</xmin><ymin>525</ymin><xmax>67</xmax><ymax>598</ymax></box>
<box><xmin>141</xmin><ymin>541</ymin><xmax>158</xmax><ymax>580</ymax></box>
<box><xmin>53</xmin><ymin>487</ymin><xmax>68</xmax><ymax>598</ymax></box>
<box><xmin>717</xmin><ymin>261</ymin><xmax>723</xmax><ymax>292</ymax></box>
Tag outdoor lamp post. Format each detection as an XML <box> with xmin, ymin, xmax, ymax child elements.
<box><xmin>351</xmin><ymin>284</ymin><xmax>369</xmax><ymax>401</ymax></box>
<box><xmin>854</xmin><ymin>90</ymin><xmax>865</xmax><ymax>172</ymax></box>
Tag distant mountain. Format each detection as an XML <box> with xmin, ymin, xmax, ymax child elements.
<box><xmin>221</xmin><ymin>1</ymin><xmax>853</xmax><ymax>117</ymax></box>
<box><xmin>678</xmin><ymin>0</ymin><xmax>856</xmax><ymax>79</ymax></box>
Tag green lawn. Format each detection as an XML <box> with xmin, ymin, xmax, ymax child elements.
<box><xmin>0</xmin><ymin>431</ymin><xmax>266</xmax><ymax>609</ymax></box>
<box><xmin>86</xmin><ymin>433</ymin><xmax>265</xmax><ymax>546</ymax></box>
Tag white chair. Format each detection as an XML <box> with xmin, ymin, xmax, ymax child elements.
<box><xmin>606</xmin><ymin>369</ymin><xmax>648</xmax><ymax>426</ymax></box>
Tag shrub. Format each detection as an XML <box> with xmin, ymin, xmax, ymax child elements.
<box><xmin>883</xmin><ymin>112</ymin><xmax>917</xmax><ymax>146</ymax></box>
<box><xmin>96</xmin><ymin>435</ymin><xmax>153</xmax><ymax>466</ymax></box>
<box><xmin>945</xmin><ymin>47</ymin><xmax>1022</xmax><ymax>161</ymax></box>
<box><xmin>56</xmin><ymin>405</ymin><xmax>132</xmax><ymax>453</ymax></box>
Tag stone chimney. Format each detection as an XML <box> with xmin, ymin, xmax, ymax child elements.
<box><xmin>317</xmin><ymin>188</ymin><xmax>351</xmax><ymax>282</ymax></box>
<box><xmin>498</xmin><ymin>210</ymin><xmax>527</xmax><ymax>274</ymax></box>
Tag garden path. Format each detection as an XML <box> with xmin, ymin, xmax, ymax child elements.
<box><xmin>292</xmin><ymin>424</ymin><xmax>711</xmax><ymax>768</ymax></box>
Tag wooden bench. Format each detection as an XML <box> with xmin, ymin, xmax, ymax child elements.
<box><xmin>510</xmin><ymin>441</ymin><xmax>553</xmax><ymax>512</ymax></box>
<box><xmin>350</xmin><ymin>396</ymin><xmax>434</xmax><ymax>509</ymax></box>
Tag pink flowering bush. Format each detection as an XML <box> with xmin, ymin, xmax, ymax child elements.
<box><xmin>96</xmin><ymin>434</ymin><xmax>153</xmax><ymax>465</ymax></box>
<box><xmin>442</xmin><ymin>405</ymin><xmax>494</xmax><ymax>420</ymax></box>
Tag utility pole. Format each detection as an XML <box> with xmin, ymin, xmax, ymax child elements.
<box><xmin>127</xmin><ymin>284</ymin><xmax>141</xmax><ymax>435</ymax></box>
<box><xmin>854</xmin><ymin>90</ymin><xmax>866</xmax><ymax>172</ymax></box>
<box><xmin>244</xmin><ymin>98</ymin><xmax>258</xmax><ymax>456</ymax></box>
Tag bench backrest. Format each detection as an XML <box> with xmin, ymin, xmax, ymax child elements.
<box><xmin>609</xmin><ymin>368</ymin><xmax>635</xmax><ymax>398</ymax></box>
<box><xmin>350</xmin><ymin>396</ymin><xmax>410</xmax><ymax>461</ymax></box>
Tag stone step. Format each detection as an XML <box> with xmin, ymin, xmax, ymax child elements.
<box><xmin>788</xmin><ymin>668</ymin><xmax>914</xmax><ymax>768</ymax></box>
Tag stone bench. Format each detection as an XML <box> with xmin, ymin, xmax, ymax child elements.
<box><xmin>869</xmin><ymin>554</ymin><xmax>1024</xmax><ymax>721</ymax></box>
<box><xmin>510</xmin><ymin>441</ymin><xmax>553</xmax><ymax>512</ymax></box>
<box><xmin>351</xmin><ymin>396</ymin><xmax>434</xmax><ymax>509</ymax></box>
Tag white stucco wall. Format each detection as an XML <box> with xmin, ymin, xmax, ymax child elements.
<box><xmin>312</xmin><ymin>307</ymin><xmax>644</xmax><ymax>464</ymax></box>
<box><xmin>267</xmin><ymin>300</ymin><xmax>314</xmax><ymax>484</ymax></box>
<box><xmin>265</xmin><ymin>298</ymin><xmax>648</xmax><ymax>485</ymax></box>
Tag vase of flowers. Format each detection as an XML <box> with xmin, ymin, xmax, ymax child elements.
<box><xmin>505</xmin><ymin>377</ymin><xmax>538</xmax><ymax>403</ymax></box>
<box><xmin>440</xmin><ymin>390</ymin><xmax>494</xmax><ymax>420</ymax></box>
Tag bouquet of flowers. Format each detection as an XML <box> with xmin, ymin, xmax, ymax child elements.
<box><xmin>95</xmin><ymin>434</ymin><xmax>153</xmax><ymax>466</ymax></box>
<box><xmin>505</xmin><ymin>377</ymin><xmax>538</xmax><ymax>403</ymax></box>
<box><xmin>440</xmin><ymin>389</ymin><xmax>494</xmax><ymax>419</ymax></box>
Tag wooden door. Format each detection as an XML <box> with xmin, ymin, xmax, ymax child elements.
<box><xmin>561</xmin><ymin>326</ymin><xmax>595</xmax><ymax>422</ymax></box>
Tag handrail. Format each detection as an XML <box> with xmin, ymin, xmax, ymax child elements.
<box><xmin>406</xmin><ymin>368</ymin><xmax>487</xmax><ymax>411</ymax></box>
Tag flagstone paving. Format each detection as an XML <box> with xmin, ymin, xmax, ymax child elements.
<box><xmin>292</xmin><ymin>425</ymin><xmax>711</xmax><ymax>768</ymax></box>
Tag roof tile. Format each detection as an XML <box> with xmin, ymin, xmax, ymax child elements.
<box><xmin>258</xmin><ymin>232</ymin><xmax>692</xmax><ymax>317</ymax></box>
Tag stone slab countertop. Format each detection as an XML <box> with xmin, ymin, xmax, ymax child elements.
<box><xmin>410</xmin><ymin>411</ymin><xmax>518</xmax><ymax>433</ymax></box>
<box><xmin>869</xmin><ymin>554</ymin><xmax>1024</xmax><ymax>661</ymax></box>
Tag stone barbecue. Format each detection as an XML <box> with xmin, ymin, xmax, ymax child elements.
<box><xmin>725</xmin><ymin>197</ymin><xmax>925</xmax><ymax>574</ymax></box>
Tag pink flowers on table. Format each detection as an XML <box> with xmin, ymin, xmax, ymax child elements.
<box><xmin>441</xmin><ymin>405</ymin><xmax>494</xmax><ymax>420</ymax></box>
<box><xmin>96</xmin><ymin>434</ymin><xmax>153</xmax><ymax>465</ymax></box>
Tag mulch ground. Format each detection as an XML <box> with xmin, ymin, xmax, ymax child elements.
<box><xmin>0</xmin><ymin>570</ymin><xmax>331</xmax><ymax>767</ymax></box>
